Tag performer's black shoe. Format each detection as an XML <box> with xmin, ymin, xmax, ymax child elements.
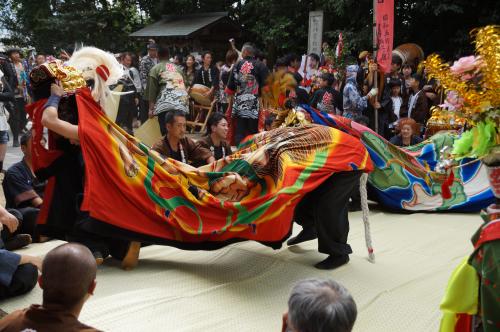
<box><xmin>348</xmin><ymin>203</ymin><xmax>362</xmax><ymax>212</ymax></box>
<box><xmin>287</xmin><ymin>228</ymin><xmax>317</xmax><ymax>246</ymax></box>
<box><xmin>12</xmin><ymin>140</ymin><xmax>20</xmax><ymax>148</ymax></box>
<box><xmin>314</xmin><ymin>255</ymin><xmax>349</xmax><ymax>270</ymax></box>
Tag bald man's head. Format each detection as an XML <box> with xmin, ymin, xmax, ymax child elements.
<box><xmin>41</xmin><ymin>243</ymin><xmax>97</xmax><ymax>307</ymax></box>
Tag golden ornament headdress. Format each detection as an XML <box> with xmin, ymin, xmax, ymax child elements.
<box><xmin>30</xmin><ymin>60</ymin><xmax>87</xmax><ymax>92</ymax></box>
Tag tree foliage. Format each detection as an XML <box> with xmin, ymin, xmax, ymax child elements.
<box><xmin>1</xmin><ymin>0</ymin><xmax>498</xmax><ymax>59</ymax></box>
<box><xmin>0</xmin><ymin>0</ymin><xmax>144</xmax><ymax>53</ymax></box>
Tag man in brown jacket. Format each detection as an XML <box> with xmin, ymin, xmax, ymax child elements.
<box><xmin>195</xmin><ymin>113</ymin><xmax>233</xmax><ymax>166</ymax></box>
<box><xmin>151</xmin><ymin>109</ymin><xmax>214</xmax><ymax>165</ymax></box>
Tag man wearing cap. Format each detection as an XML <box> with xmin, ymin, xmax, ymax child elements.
<box><xmin>139</xmin><ymin>43</ymin><xmax>158</xmax><ymax>124</ymax></box>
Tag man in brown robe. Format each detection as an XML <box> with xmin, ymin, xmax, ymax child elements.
<box><xmin>0</xmin><ymin>243</ymin><xmax>101</xmax><ymax>331</ymax></box>
<box><xmin>194</xmin><ymin>112</ymin><xmax>233</xmax><ymax>166</ymax></box>
<box><xmin>152</xmin><ymin>110</ymin><xmax>214</xmax><ymax>166</ymax></box>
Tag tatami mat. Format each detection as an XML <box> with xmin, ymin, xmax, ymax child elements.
<box><xmin>0</xmin><ymin>209</ymin><xmax>481</xmax><ymax>331</ymax></box>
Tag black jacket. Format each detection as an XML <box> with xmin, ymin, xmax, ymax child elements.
<box><xmin>0</xmin><ymin>57</ymin><xmax>18</xmax><ymax>91</ymax></box>
<box><xmin>0</xmin><ymin>76</ymin><xmax>15</xmax><ymax>103</ymax></box>
<box><xmin>194</xmin><ymin>66</ymin><xmax>220</xmax><ymax>89</ymax></box>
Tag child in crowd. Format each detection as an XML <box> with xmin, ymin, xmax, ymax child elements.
<box><xmin>382</xmin><ymin>78</ymin><xmax>407</xmax><ymax>138</ymax></box>
<box><xmin>310</xmin><ymin>72</ymin><xmax>341</xmax><ymax>114</ymax></box>
<box><xmin>401</xmin><ymin>63</ymin><xmax>413</xmax><ymax>97</ymax></box>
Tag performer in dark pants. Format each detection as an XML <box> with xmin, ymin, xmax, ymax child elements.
<box><xmin>28</xmin><ymin>56</ymin><xmax>139</xmax><ymax>269</ymax></box>
<box><xmin>288</xmin><ymin>170</ymin><xmax>363</xmax><ymax>270</ymax></box>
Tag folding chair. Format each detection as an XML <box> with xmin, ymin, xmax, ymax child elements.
<box><xmin>186</xmin><ymin>99</ymin><xmax>216</xmax><ymax>133</ymax></box>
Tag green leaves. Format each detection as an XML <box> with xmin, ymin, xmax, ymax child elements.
<box><xmin>1</xmin><ymin>0</ymin><xmax>498</xmax><ymax>60</ymax></box>
<box><xmin>1</xmin><ymin>0</ymin><xmax>143</xmax><ymax>53</ymax></box>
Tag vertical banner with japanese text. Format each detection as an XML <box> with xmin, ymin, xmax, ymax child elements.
<box><xmin>308</xmin><ymin>11</ymin><xmax>324</xmax><ymax>55</ymax></box>
<box><xmin>376</xmin><ymin>0</ymin><xmax>394</xmax><ymax>73</ymax></box>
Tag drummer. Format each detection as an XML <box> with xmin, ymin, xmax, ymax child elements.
<box><xmin>194</xmin><ymin>51</ymin><xmax>219</xmax><ymax>101</ymax></box>
<box><xmin>195</xmin><ymin>113</ymin><xmax>233</xmax><ymax>166</ymax></box>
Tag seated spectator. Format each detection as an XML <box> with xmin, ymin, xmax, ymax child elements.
<box><xmin>4</xmin><ymin>131</ymin><xmax>45</xmax><ymax>209</ymax></box>
<box><xmin>3</xmin><ymin>131</ymin><xmax>45</xmax><ymax>241</ymax></box>
<box><xmin>152</xmin><ymin>110</ymin><xmax>214</xmax><ymax>165</ymax></box>
<box><xmin>407</xmin><ymin>74</ymin><xmax>429</xmax><ymax>130</ymax></box>
<box><xmin>0</xmin><ymin>243</ymin><xmax>100</xmax><ymax>331</ymax></box>
<box><xmin>310</xmin><ymin>73</ymin><xmax>342</xmax><ymax>114</ymax></box>
<box><xmin>390</xmin><ymin>118</ymin><xmax>423</xmax><ymax>147</ymax></box>
<box><xmin>0</xmin><ymin>206</ymin><xmax>41</xmax><ymax>300</ymax></box>
<box><xmin>196</xmin><ymin>113</ymin><xmax>233</xmax><ymax>163</ymax></box>
<box><xmin>282</xmin><ymin>278</ymin><xmax>357</xmax><ymax>332</ymax></box>
<box><xmin>1</xmin><ymin>209</ymin><xmax>32</xmax><ymax>251</ymax></box>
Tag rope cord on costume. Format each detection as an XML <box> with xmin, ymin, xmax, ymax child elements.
<box><xmin>202</xmin><ymin>67</ymin><xmax>213</xmax><ymax>86</ymax></box>
<box><xmin>210</xmin><ymin>145</ymin><xmax>225</xmax><ymax>158</ymax></box>
<box><xmin>360</xmin><ymin>173</ymin><xmax>375</xmax><ymax>263</ymax></box>
<box><xmin>179</xmin><ymin>143</ymin><xmax>186</xmax><ymax>164</ymax></box>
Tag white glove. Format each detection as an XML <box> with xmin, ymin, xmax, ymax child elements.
<box><xmin>368</xmin><ymin>88</ymin><xmax>378</xmax><ymax>97</ymax></box>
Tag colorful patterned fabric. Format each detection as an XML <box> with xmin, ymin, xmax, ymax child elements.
<box><xmin>469</xmin><ymin>211</ymin><xmax>500</xmax><ymax>332</ymax></box>
<box><xmin>68</xmin><ymin>88</ymin><xmax>373</xmax><ymax>248</ymax></box>
<box><xmin>439</xmin><ymin>257</ymin><xmax>478</xmax><ymax>332</ymax></box>
<box><xmin>439</xmin><ymin>207</ymin><xmax>500</xmax><ymax>332</ymax></box>
<box><xmin>298</xmin><ymin>105</ymin><xmax>495</xmax><ymax>211</ymax></box>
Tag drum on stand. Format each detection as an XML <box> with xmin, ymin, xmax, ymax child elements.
<box><xmin>189</xmin><ymin>84</ymin><xmax>212</xmax><ymax>106</ymax></box>
<box><xmin>392</xmin><ymin>43</ymin><xmax>425</xmax><ymax>67</ymax></box>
